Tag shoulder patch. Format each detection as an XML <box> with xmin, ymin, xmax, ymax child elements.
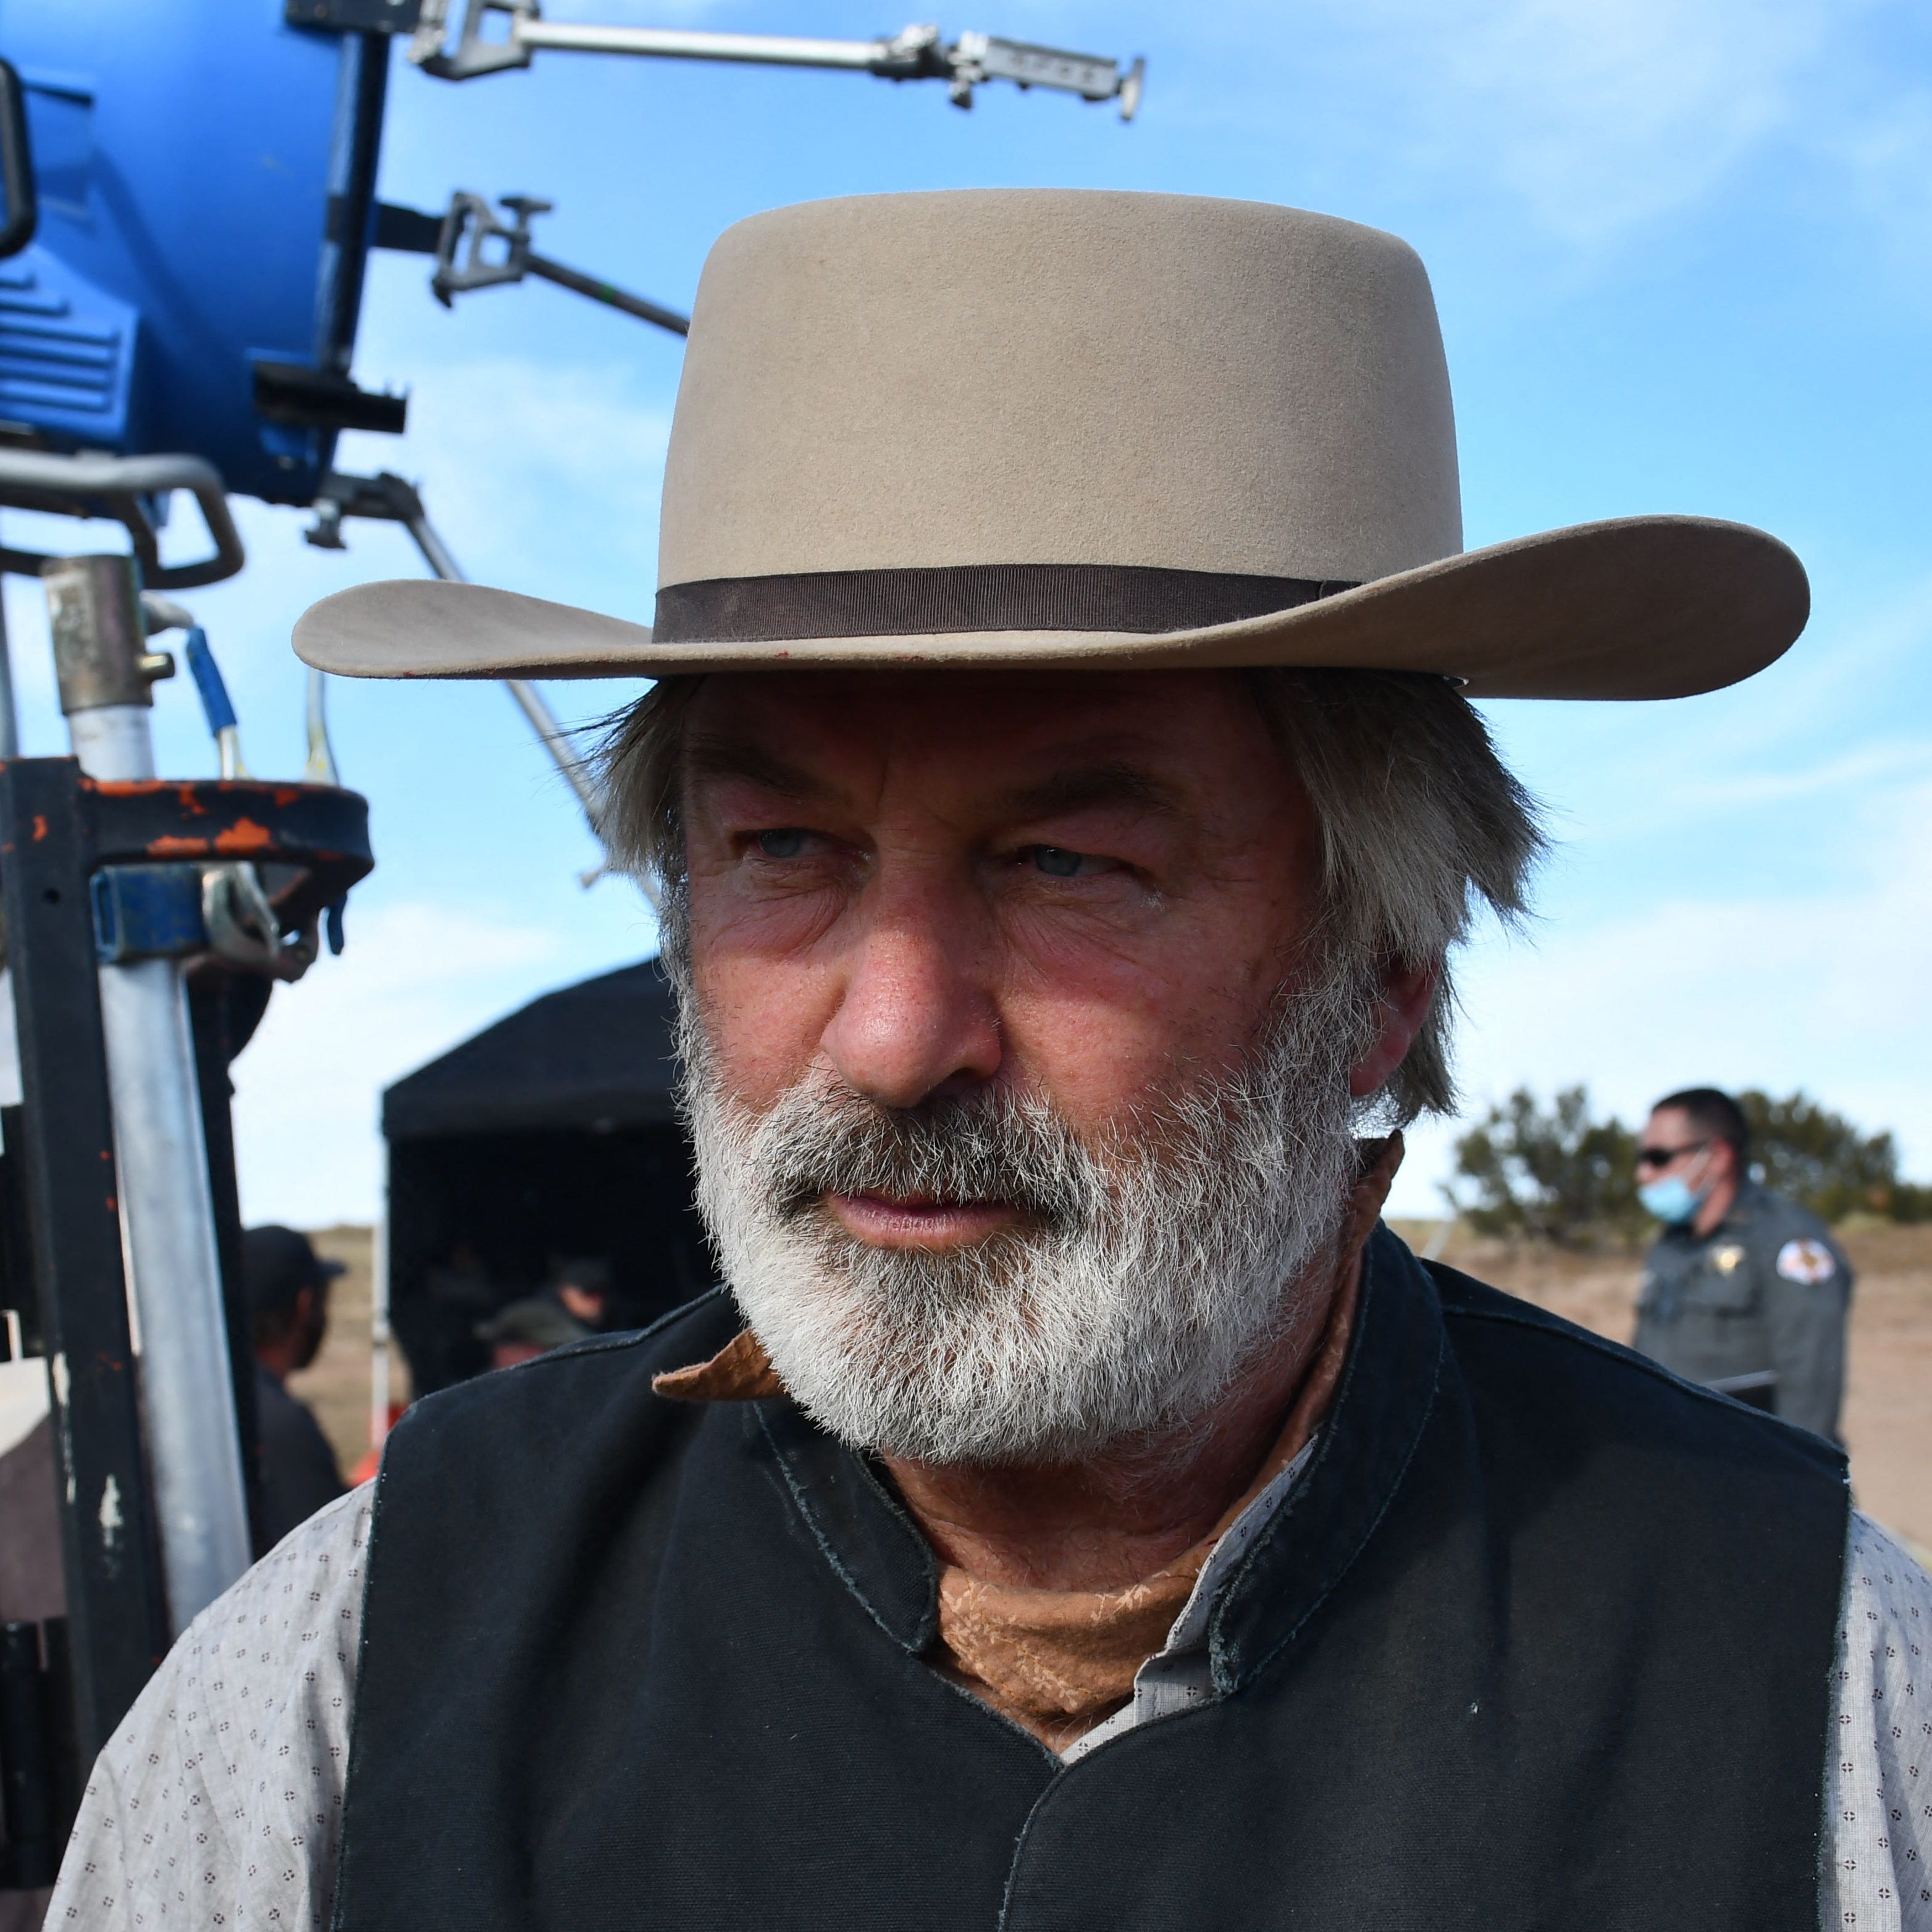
<box><xmin>1775</xmin><ymin>1237</ymin><xmax>1837</xmax><ymax>1285</ymax></box>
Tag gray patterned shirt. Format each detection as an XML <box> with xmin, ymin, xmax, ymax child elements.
<box><xmin>44</xmin><ymin>1487</ymin><xmax>1932</xmax><ymax>1930</ymax></box>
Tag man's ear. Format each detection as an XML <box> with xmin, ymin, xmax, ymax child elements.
<box><xmin>1348</xmin><ymin>959</ymin><xmax>1440</xmax><ymax>1100</ymax></box>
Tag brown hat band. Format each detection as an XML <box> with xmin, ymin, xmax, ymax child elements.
<box><xmin>650</xmin><ymin>563</ymin><xmax>1359</xmax><ymax>644</ymax></box>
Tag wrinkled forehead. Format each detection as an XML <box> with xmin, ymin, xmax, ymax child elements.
<box><xmin>678</xmin><ymin>666</ymin><xmax>1293</xmax><ymax>813</ymax></box>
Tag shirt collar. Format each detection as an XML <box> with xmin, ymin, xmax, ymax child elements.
<box><xmin>653</xmin><ymin>1135</ymin><xmax>1445</xmax><ymax>1697</ymax></box>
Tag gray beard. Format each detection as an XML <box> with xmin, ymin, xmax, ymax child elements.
<box><xmin>679</xmin><ymin>969</ymin><xmax>1372</xmax><ymax>1467</ymax></box>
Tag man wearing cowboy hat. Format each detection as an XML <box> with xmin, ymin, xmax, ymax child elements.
<box><xmin>52</xmin><ymin>192</ymin><xmax>1928</xmax><ymax>1929</ymax></box>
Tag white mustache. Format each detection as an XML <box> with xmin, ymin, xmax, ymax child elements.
<box><xmin>757</xmin><ymin>1080</ymin><xmax>1099</xmax><ymax>1233</ymax></box>
<box><xmin>678</xmin><ymin>968</ymin><xmax>1374</xmax><ymax>1466</ymax></box>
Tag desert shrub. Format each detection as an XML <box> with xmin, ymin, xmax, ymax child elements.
<box><xmin>1738</xmin><ymin>1090</ymin><xmax>1918</xmax><ymax>1222</ymax></box>
<box><xmin>1445</xmin><ymin>1086</ymin><xmax>1644</xmax><ymax>1247</ymax></box>
<box><xmin>1446</xmin><ymin>1085</ymin><xmax>1928</xmax><ymax>1241</ymax></box>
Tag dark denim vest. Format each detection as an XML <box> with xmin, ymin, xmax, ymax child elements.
<box><xmin>334</xmin><ymin>1228</ymin><xmax>1847</xmax><ymax>1931</ymax></box>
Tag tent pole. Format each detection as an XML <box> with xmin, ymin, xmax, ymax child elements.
<box><xmin>369</xmin><ymin>1149</ymin><xmax>392</xmax><ymax>1459</ymax></box>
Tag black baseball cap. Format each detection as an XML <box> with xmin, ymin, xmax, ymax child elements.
<box><xmin>241</xmin><ymin>1225</ymin><xmax>346</xmax><ymax>1318</ymax></box>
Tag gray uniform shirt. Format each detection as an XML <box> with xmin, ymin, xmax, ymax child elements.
<box><xmin>1633</xmin><ymin>1182</ymin><xmax>1853</xmax><ymax>1440</ymax></box>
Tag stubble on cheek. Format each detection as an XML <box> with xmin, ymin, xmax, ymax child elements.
<box><xmin>682</xmin><ymin>946</ymin><xmax>825</xmax><ymax>1122</ymax></box>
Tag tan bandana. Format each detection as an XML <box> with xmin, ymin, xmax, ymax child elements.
<box><xmin>652</xmin><ymin>1325</ymin><xmax>786</xmax><ymax>1403</ymax></box>
<box><xmin>655</xmin><ymin>1135</ymin><xmax>1404</xmax><ymax>1748</ymax></box>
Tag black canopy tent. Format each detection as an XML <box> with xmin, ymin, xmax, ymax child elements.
<box><xmin>381</xmin><ymin>959</ymin><xmax>710</xmax><ymax>1394</ymax></box>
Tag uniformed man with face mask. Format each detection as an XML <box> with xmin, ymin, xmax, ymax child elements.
<box><xmin>1632</xmin><ymin>1087</ymin><xmax>1853</xmax><ymax>1442</ymax></box>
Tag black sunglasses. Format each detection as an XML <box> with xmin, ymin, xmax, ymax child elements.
<box><xmin>1635</xmin><ymin>1139</ymin><xmax>1711</xmax><ymax>1171</ymax></box>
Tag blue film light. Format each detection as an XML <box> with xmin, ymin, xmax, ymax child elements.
<box><xmin>0</xmin><ymin>0</ymin><xmax>388</xmax><ymax>506</ymax></box>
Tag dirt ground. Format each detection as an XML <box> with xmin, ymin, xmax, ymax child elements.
<box><xmin>290</xmin><ymin>1226</ymin><xmax>401</xmax><ymax>1487</ymax></box>
<box><xmin>292</xmin><ymin>1220</ymin><xmax>1931</xmax><ymax>1559</ymax></box>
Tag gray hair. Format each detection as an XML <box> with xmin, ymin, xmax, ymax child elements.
<box><xmin>597</xmin><ymin>668</ymin><xmax>1544</xmax><ymax>1124</ymax></box>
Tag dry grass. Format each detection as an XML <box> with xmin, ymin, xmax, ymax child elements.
<box><xmin>290</xmin><ymin>1220</ymin><xmax>1931</xmax><ymax>1555</ymax></box>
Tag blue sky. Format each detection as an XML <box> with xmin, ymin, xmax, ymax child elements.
<box><xmin>9</xmin><ymin>0</ymin><xmax>1931</xmax><ymax>1224</ymax></box>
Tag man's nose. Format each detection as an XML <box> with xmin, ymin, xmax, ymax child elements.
<box><xmin>819</xmin><ymin>875</ymin><xmax>1001</xmax><ymax>1108</ymax></box>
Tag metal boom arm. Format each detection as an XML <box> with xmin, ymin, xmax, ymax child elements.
<box><xmin>410</xmin><ymin>1</ymin><xmax>1144</xmax><ymax>116</ymax></box>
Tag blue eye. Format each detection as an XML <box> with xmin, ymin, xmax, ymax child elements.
<box><xmin>755</xmin><ymin>829</ymin><xmax>807</xmax><ymax>858</ymax></box>
<box><xmin>1030</xmin><ymin>846</ymin><xmax>1088</xmax><ymax>878</ymax></box>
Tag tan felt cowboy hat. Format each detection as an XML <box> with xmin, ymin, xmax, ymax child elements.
<box><xmin>295</xmin><ymin>190</ymin><xmax>1808</xmax><ymax>700</ymax></box>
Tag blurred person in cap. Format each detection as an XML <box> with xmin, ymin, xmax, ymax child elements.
<box><xmin>56</xmin><ymin>192</ymin><xmax>1929</xmax><ymax>1930</ymax></box>
<box><xmin>476</xmin><ymin>1296</ymin><xmax>591</xmax><ymax>1371</ymax></box>
<box><xmin>243</xmin><ymin>1224</ymin><xmax>348</xmax><ymax>1547</ymax></box>
<box><xmin>548</xmin><ymin>1256</ymin><xmax>617</xmax><ymax>1331</ymax></box>
<box><xmin>1632</xmin><ymin>1086</ymin><xmax>1853</xmax><ymax>1443</ymax></box>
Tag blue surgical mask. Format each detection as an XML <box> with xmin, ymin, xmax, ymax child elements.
<box><xmin>1639</xmin><ymin>1175</ymin><xmax>1705</xmax><ymax>1225</ymax></box>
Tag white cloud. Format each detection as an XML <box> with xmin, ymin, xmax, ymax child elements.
<box><xmin>1424</xmin><ymin>0</ymin><xmax>1834</xmax><ymax>242</ymax></box>
<box><xmin>334</xmin><ymin>356</ymin><xmax>671</xmax><ymax>617</ymax></box>
<box><xmin>1388</xmin><ymin>768</ymin><xmax>1932</xmax><ymax>1215</ymax></box>
<box><xmin>1208</xmin><ymin>0</ymin><xmax>1873</xmax><ymax>251</ymax></box>
<box><xmin>1666</xmin><ymin>743</ymin><xmax>1932</xmax><ymax>817</ymax></box>
<box><xmin>230</xmin><ymin>903</ymin><xmax>572</xmax><ymax>1227</ymax></box>
<box><xmin>1823</xmin><ymin>78</ymin><xmax>1932</xmax><ymax>291</ymax></box>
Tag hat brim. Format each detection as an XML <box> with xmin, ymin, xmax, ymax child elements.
<box><xmin>292</xmin><ymin>514</ymin><xmax>1807</xmax><ymax>702</ymax></box>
